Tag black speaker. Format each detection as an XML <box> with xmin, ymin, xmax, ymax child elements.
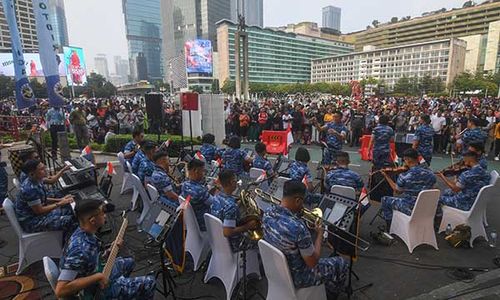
<box><xmin>145</xmin><ymin>93</ymin><xmax>164</xmax><ymax>133</ymax></box>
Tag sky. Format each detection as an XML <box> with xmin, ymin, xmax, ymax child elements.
<box><xmin>64</xmin><ymin>0</ymin><xmax>464</xmax><ymax>72</ymax></box>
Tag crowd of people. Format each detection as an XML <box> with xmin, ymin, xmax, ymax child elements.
<box><xmin>1</xmin><ymin>93</ymin><xmax>499</xmax><ymax>299</ymax></box>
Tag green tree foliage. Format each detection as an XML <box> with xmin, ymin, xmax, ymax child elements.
<box><xmin>452</xmin><ymin>72</ymin><xmax>499</xmax><ymax>96</ymax></box>
<box><xmin>29</xmin><ymin>78</ymin><xmax>48</xmax><ymax>98</ymax></box>
<box><xmin>393</xmin><ymin>74</ymin><xmax>445</xmax><ymax>96</ymax></box>
<box><xmin>0</xmin><ymin>75</ymin><xmax>15</xmax><ymax>99</ymax></box>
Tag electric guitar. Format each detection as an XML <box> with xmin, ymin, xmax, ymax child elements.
<box><xmin>79</xmin><ymin>216</ymin><xmax>128</xmax><ymax>300</ymax></box>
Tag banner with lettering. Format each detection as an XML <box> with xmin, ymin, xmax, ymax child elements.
<box><xmin>2</xmin><ymin>0</ymin><xmax>35</xmax><ymax>109</ymax></box>
<box><xmin>32</xmin><ymin>0</ymin><xmax>65</xmax><ymax>107</ymax></box>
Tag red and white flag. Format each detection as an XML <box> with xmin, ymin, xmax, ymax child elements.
<box><xmin>215</xmin><ymin>157</ymin><xmax>222</xmax><ymax>167</ymax></box>
<box><xmin>195</xmin><ymin>151</ymin><xmax>205</xmax><ymax>161</ymax></box>
<box><xmin>164</xmin><ymin>139</ymin><xmax>172</xmax><ymax>148</ymax></box>
<box><xmin>81</xmin><ymin>145</ymin><xmax>92</xmax><ymax>157</ymax></box>
<box><xmin>105</xmin><ymin>161</ymin><xmax>116</xmax><ymax>175</ymax></box>
<box><xmin>256</xmin><ymin>170</ymin><xmax>267</xmax><ymax>182</ymax></box>
<box><xmin>359</xmin><ymin>186</ymin><xmax>369</xmax><ymax>206</ymax></box>
<box><xmin>302</xmin><ymin>175</ymin><xmax>308</xmax><ymax>188</ymax></box>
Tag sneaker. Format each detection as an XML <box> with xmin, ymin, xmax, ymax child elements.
<box><xmin>495</xmin><ymin>156</ymin><xmax>499</xmax><ymax>161</ymax></box>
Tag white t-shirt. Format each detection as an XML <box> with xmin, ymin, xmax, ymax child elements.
<box><xmin>282</xmin><ymin>114</ymin><xmax>293</xmax><ymax>130</ymax></box>
<box><xmin>431</xmin><ymin>115</ymin><xmax>446</xmax><ymax>133</ymax></box>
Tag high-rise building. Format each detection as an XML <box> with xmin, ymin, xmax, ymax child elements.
<box><xmin>94</xmin><ymin>54</ymin><xmax>110</xmax><ymax>79</ymax></box>
<box><xmin>230</xmin><ymin>0</ymin><xmax>263</xmax><ymax>27</ymax></box>
<box><xmin>311</xmin><ymin>39</ymin><xmax>466</xmax><ymax>90</ymax></box>
<box><xmin>322</xmin><ymin>6</ymin><xmax>341</xmax><ymax>32</ymax></box>
<box><xmin>344</xmin><ymin>2</ymin><xmax>500</xmax><ymax>73</ymax></box>
<box><xmin>123</xmin><ymin>0</ymin><xmax>163</xmax><ymax>82</ymax></box>
<box><xmin>217</xmin><ymin>20</ymin><xmax>354</xmax><ymax>84</ymax></box>
<box><xmin>48</xmin><ymin>0</ymin><xmax>69</xmax><ymax>50</ymax></box>
<box><xmin>136</xmin><ymin>52</ymin><xmax>148</xmax><ymax>81</ymax></box>
<box><xmin>0</xmin><ymin>0</ymin><xmax>38</xmax><ymax>51</ymax></box>
<box><xmin>162</xmin><ymin>0</ymin><xmax>231</xmax><ymax>88</ymax></box>
<box><xmin>112</xmin><ymin>55</ymin><xmax>129</xmax><ymax>85</ymax></box>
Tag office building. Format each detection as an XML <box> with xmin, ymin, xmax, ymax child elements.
<box><xmin>0</xmin><ymin>0</ymin><xmax>38</xmax><ymax>51</ymax></box>
<box><xmin>112</xmin><ymin>55</ymin><xmax>129</xmax><ymax>85</ymax></box>
<box><xmin>311</xmin><ymin>39</ymin><xmax>466</xmax><ymax>90</ymax></box>
<box><xmin>94</xmin><ymin>54</ymin><xmax>110</xmax><ymax>79</ymax></box>
<box><xmin>217</xmin><ymin>20</ymin><xmax>354</xmax><ymax>84</ymax></box>
<box><xmin>273</xmin><ymin>21</ymin><xmax>349</xmax><ymax>42</ymax></box>
<box><xmin>48</xmin><ymin>0</ymin><xmax>69</xmax><ymax>50</ymax></box>
<box><xmin>162</xmin><ymin>0</ymin><xmax>231</xmax><ymax>88</ymax></box>
<box><xmin>322</xmin><ymin>6</ymin><xmax>341</xmax><ymax>32</ymax></box>
<box><xmin>345</xmin><ymin>1</ymin><xmax>500</xmax><ymax>73</ymax></box>
<box><xmin>123</xmin><ymin>0</ymin><xmax>163</xmax><ymax>82</ymax></box>
<box><xmin>230</xmin><ymin>0</ymin><xmax>263</xmax><ymax>27</ymax></box>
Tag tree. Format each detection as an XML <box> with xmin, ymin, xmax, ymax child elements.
<box><xmin>79</xmin><ymin>72</ymin><xmax>117</xmax><ymax>98</ymax></box>
<box><xmin>190</xmin><ymin>85</ymin><xmax>204</xmax><ymax>94</ymax></box>
<box><xmin>152</xmin><ymin>80</ymin><xmax>170</xmax><ymax>93</ymax></box>
<box><xmin>394</xmin><ymin>76</ymin><xmax>411</xmax><ymax>94</ymax></box>
<box><xmin>211</xmin><ymin>79</ymin><xmax>220</xmax><ymax>94</ymax></box>
<box><xmin>221</xmin><ymin>79</ymin><xmax>235</xmax><ymax>94</ymax></box>
<box><xmin>0</xmin><ymin>75</ymin><xmax>15</xmax><ymax>99</ymax></box>
<box><xmin>29</xmin><ymin>78</ymin><xmax>47</xmax><ymax>98</ymax></box>
<box><xmin>372</xmin><ymin>20</ymin><xmax>380</xmax><ymax>28</ymax></box>
<box><xmin>390</xmin><ymin>17</ymin><xmax>399</xmax><ymax>23</ymax></box>
<box><xmin>420</xmin><ymin>74</ymin><xmax>433</xmax><ymax>94</ymax></box>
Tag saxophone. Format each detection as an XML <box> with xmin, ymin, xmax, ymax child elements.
<box><xmin>237</xmin><ymin>188</ymin><xmax>263</xmax><ymax>241</ymax></box>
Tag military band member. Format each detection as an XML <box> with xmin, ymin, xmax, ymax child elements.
<box><xmin>180</xmin><ymin>159</ymin><xmax>213</xmax><ymax>231</ymax></box>
<box><xmin>380</xmin><ymin>149</ymin><xmax>436</xmax><ymax>228</ymax></box>
<box><xmin>368</xmin><ymin>115</ymin><xmax>394</xmax><ymax>169</ymax></box>
<box><xmin>456</xmin><ymin>117</ymin><xmax>488</xmax><ymax>154</ymax></box>
<box><xmin>313</xmin><ymin>111</ymin><xmax>348</xmax><ymax>165</ymax></box>
<box><xmin>149</xmin><ymin>151</ymin><xmax>179</xmax><ymax>208</ymax></box>
<box><xmin>262</xmin><ymin>180</ymin><xmax>348</xmax><ymax>296</ymax></box>
<box><xmin>221</xmin><ymin>136</ymin><xmax>252</xmax><ymax>176</ymax></box>
<box><xmin>123</xmin><ymin>128</ymin><xmax>144</xmax><ymax>165</ymax></box>
<box><xmin>131</xmin><ymin>140</ymin><xmax>147</xmax><ymax>175</ymax></box>
<box><xmin>252</xmin><ymin>142</ymin><xmax>274</xmax><ymax>177</ymax></box>
<box><xmin>55</xmin><ymin>200</ymin><xmax>156</xmax><ymax>299</ymax></box>
<box><xmin>437</xmin><ymin>151</ymin><xmax>490</xmax><ymax>211</ymax></box>
<box><xmin>200</xmin><ymin>133</ymin><xmax>218</xmax><ymax>163</ymax></box>
<box><xmin>14</xmin><ymin>160</ymin><xmax>77</xmax><ymax>235</ymax></box>
<box><xmin>468</xmin><ymin>142</ymin><xmax>488</xmax><ymax>170</ymax></box>
<box><xmin>413</xmin><ymin>115</ymin><xmax>435</xmax><ymax>166</ymax></box>
<box><xmin>289</xmin><ymin>147</ymin><xmax>321</xmax><ymax>206</ymax></box>
<box><xmin>137</xmin><ymin>141</ymin><xmax>157</xmax><ymax>183</ymax></box>
<box><xmin>210</xmin><ymin>169</ymin><xmax>259</xmax><ymax>251</ymax></box>
<box><xmin>325</xmin><ymin>152</ymin><xmax>364</xmax><ymax>194</ymax></box>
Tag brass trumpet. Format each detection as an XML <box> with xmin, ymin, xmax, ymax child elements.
<box><xmin>254</xmin><ymin>188</ymin><xmax>370</xmax><ymax>251</ymax></box>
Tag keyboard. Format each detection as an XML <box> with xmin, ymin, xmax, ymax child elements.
<box><xmin>58</xmin><ymin>170</ymin><xmax>95</xmax><ymax>191</ymax></box>
<box><xmin>65</xmin><ymin>157</ymin><xmax>94</xmax><ymax>172</ymax></box>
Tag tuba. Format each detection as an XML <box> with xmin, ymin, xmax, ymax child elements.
<box><xmin>237</xmin><ymin>188</ymin><xmax>263</xmax><ymax>241</ymax></box>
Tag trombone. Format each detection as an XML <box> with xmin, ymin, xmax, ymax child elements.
<box><xmin>254</xmin><ymin>188</ymin><xmax>370</xmax><ymax>251</ymax></box>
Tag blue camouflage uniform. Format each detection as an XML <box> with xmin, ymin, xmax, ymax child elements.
<box><xmin>58</xmin><ymin>227</ymin><xmax>156</xmax><ymax>299</ymax></box>
<box><xmin>19</xmin><ymin>171</ymin><xmax>28</xmax><ymax>183</ymax></box>
<box><xmin>137</xmin><ymin>157</ymin><xmax>155</xmax><ymax>183</ymax></box>
<box><xmin>414</xmin><ymin>124</ymin><xmax>435</xmax><ymax>165</ymax></box>
<box><xmin>200</xmin><ymin>144</ymin><xmax>217</xmax><ymax>163</ymax></box>
<box><xmin>0</xmin><ymin>161</ymin><xmax>6</xmax><ymax>201</ymax></box>
<box><xmin>123</xmin><ymin>140</ymin><xmax>138</xmax><ymax>165</ymax></box>
<box><xmin>253</xmin><ymin>155</ymin><xmax>273</xmax><ymax>176</ymax></box>
<box><xmin>222</xmin><ymin>148</ymin><xmax>248</xmax><ymax>176</ymax></box>
<box><xmin>262</xmin><ymin>205</ymin><xmax>348</xmax><ymax>292</ymax></box>
<box><xmin>325</xmin><ymin>167</ymin><xmax>364</xmax><ymax>193</ymax></box>
<box><xmin>181</xmin><ymin>179</ymin><xmax>213</xmax><ymax>231</ymax></box>
<box><xmin>323</xmin><ymin>122</ymin><xmax>348</xmax><ymax>165</ymax></box>
<box><xmin>14</xmin><ymin>177</ymin><xmax>76</xmax><ymax>234</ymax></box>
<box><xmin>439</xmin><ymin>164</ymin><xmax>490</xmax><ymax>211</ymax></box>
<box><xmin>371</xmin><ymin>124</ymin><xmax>394</xmax><ymax>168</ymax></box>
<box><xmin>290</xmin><ymin>161</ymin><xmax>321</xmax><ymax>206</ymax></box>
<box><xmin>131</xmin><ymin>150</ymin><xmax>145</xmax><ymax>175</ymax></box>
<box><xmin>150</xmin><ymin>165</ymin><xmax>178</xmax><ymax>208</ymax></box>
<box><xmin>381</xmin><ymin>165</ymin><xmax>436</xmax><ymax>221</ymax></box>
<box><xmin>210</xmin><ymin>192</ymin><xmax>253</xmax><ymax>252</ymax></box>
<box><xmin>479</xmin><ymin>154</ymin><xmax>488</xmax><ymax>170</ymax></box>
<box><xmin>462</xmin><ymin>128</ymin><xmax>488</xmax><ymax>153</ymax></box>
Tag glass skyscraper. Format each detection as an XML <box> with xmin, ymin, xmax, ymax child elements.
<box><xmin>123</xmin><ymin>0</ymin><xmax>163</xmax><ymax>82</ymax></box>
<box><xmin>48</xmin><ymin>0</ymin><xmax>68</xmax><ymax>50</ymax></box>
<box><xmin>322</xmin><ymin>6</ymin><xmax>341</xmax><ymax>32</ymax></box>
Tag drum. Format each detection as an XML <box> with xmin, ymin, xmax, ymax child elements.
<box><xmin>8</xmin><ymin>144</ymin><xmax>35</xmax><ymax>177</ymax></box>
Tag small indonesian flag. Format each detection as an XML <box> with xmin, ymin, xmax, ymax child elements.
<box><xmin>418</xmin><ymin>155</ymin><xmax>426</xmax><ymax>164</ymax></box>
<box><xmin>164</xmin><ymin>139</ymin><xmax>172</xmax><ymax>148</ymax></box>
<box><xmin>215</xmin><ymin>158</ymin><xmax>222</xmax><ymax>167</ymax></box>
<box><xmin>179</xmin><ymin>195</ymin><xmax>192</xmax><ymax>211</ymax></box>
<box><xmin>359</xmin><ymin>186</ymin><xmax>369</xmax><ymax>206</ymax></box>
<box><xmin>39</xmin><ymin>120</ymin><xmax>48</xmax><ymax>131</ymax></box>
<box><xmin>302</xmin><ymin>175</ymin><xmax>308</xmax><ymax>188</ymax></box>
<box><xmin>257</xmin><ymin>170</ymin><xmax>266</xmax><ymax>182</ymax></box>
<box><xmin>195</xmin><ymin>151</ymin><xmax>205</xmax><ymax>161</ymax></box>
<box><xmin>81</xmin><ymin>145</ymin><xmax>92</xmax><ymax>156</ymax></box>
<box><xmin>105</xmin><ymin>161</ymin><xmax>116</xmax><ymax>175</ymax></box>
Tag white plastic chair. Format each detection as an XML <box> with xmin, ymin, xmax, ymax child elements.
<box><xmin>483</xmin><ymin>170</ymin><xmax>499</xmax><ymax>226</ymax></box>
<box><xmin>146</xmin><ymin>184</ymin><xmax>159</xmax><ymax>203</ymax></box>
<box><xmin>203</xmin><ymin>214</ymin><xmax>261</xmax><ymax>300</ymax></box>
<box><xmin>129</xmin><ymin>174</ymin><xmax>152</xmax><ymax>227</ymax></box>
<box><xmin>272</xmin><ymin>176</ymin><xmax>291</xmax><ymax>199</ymax></box>
<box><xmin>117</xmin><ymin>152</ymin><xmax>133</xmax><ymax>194</ymax></box>
<box><xmin>43</xmin><ymin>256</ymin><xmax>59</xmax><ymax>293</ymax></box>
<box><xmin>179</xmin><ymin>196</ymin><xmax>210</xmax><ymax>271</ymax></box>
<box><xmin>258</xmin><ymin>239</ymin><xmax>327</xmax><ymax>300</ymax></box>
<box><xmin>2</xmin><ymin>198</ymin><xmax>63</xmax><ymax>275</ymax></box>
<box><xmin>330</xmin><ymin>185</ymin><xmax>356</xmax><ymax>199</ymax></box>
<box><xmin>439</xmin><ymin>183</ymin><xmax>496</xmax><ymax>247</ymax></box>
<box><xmin>13</xmin><ymin>178</ymin><xmax>20</xmax><ymax>189</ymax></box>
<box><xmin>389</xmin><ymin>189</ymin><xmax>441</xmax><ymax>253</ymax></box>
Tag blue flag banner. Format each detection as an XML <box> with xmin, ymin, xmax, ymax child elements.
<box><xmin>32</xmin><ymin>0</ymin><xmax>65</xmax><ymax>107</ymax></box>
<box><xmin>2</xmin><ymin>0</ymin><xmax>35</xmax><ymax>109</ymax></box>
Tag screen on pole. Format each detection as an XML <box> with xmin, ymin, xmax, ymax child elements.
<box><xmin>0</xmin><ymin>53</ymin><xmax>66</xmax><ymax>77</ymax></box>
<box><xmin>63</xmin><ymin>46</ymin><xmax>87</xmax><ymax>86</ymax></box>
<box><xmin>184</xmin><ymin>39</ymin><xmax>213</xmax><ymax>75</ymax></box>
